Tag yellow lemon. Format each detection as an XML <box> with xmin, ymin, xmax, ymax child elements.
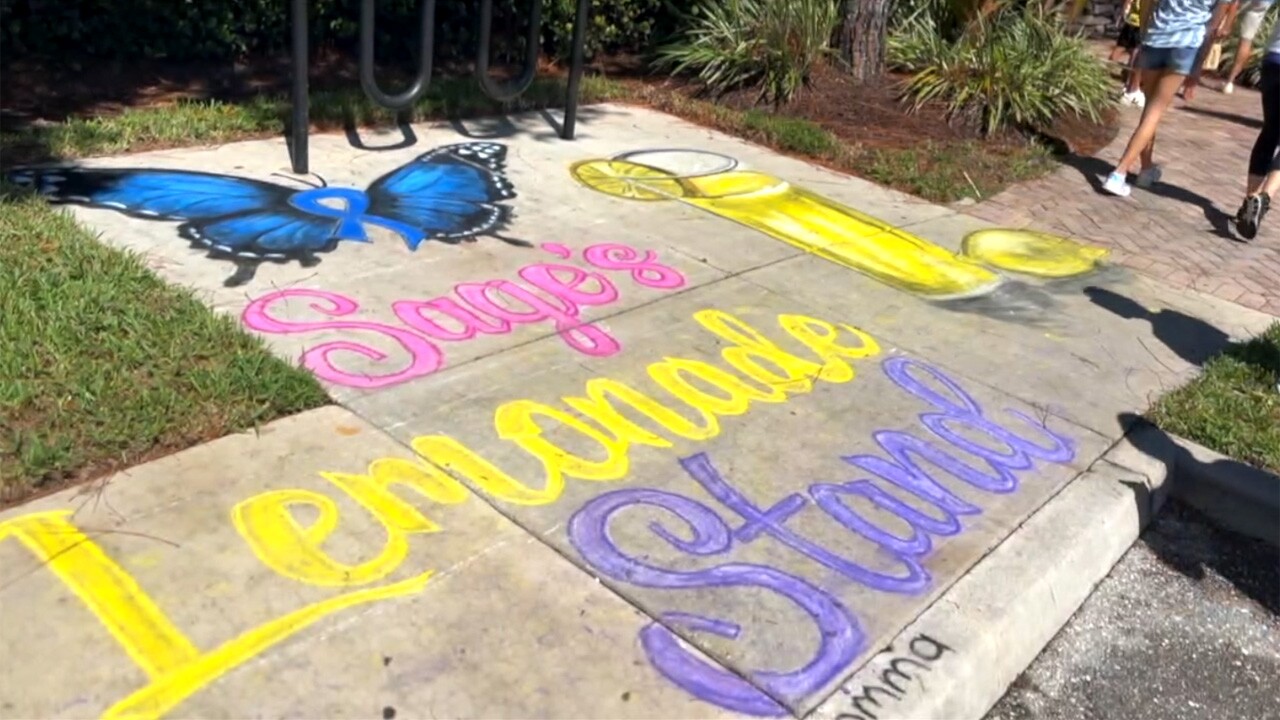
<box><xmin>569</xmin><ymin>159</ymin><xmax>694</xmax><ymax>201</ymax></box>
<box><xmin>962</xmin><ymin>229</ymin><xmax>1109</xmax><ymax>278</ymax></box>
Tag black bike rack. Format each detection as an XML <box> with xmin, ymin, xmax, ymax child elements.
<box><xmin>289</xmin><ymin>0</ymin><xmax>591</xmax><ymax>174</ymax></box>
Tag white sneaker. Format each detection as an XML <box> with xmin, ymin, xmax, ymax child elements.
<box><xmin>1224</xmin><ymin>82</ymin><xmax>1235</xmax><ymax>94</ymax></box>
<box><xmin>1121</xmin><ymin>90</ymin><xmax>1146</xmax><ymax>107</ymax></box>
<box><xmin>1135</xmin><ymin>165</ymin><xmax>1163</xmax><ymax>189</ymax></box>
<box><xmin>1103</xmin><ymin>171</ymin><xmax>1132</xmax><ymax>197</ymax></box>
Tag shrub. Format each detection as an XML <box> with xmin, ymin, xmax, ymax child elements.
<box><xmin>656</xmin><ymin>0</ymin><xmax>838</xmax><ymax>106</ymax></box>
<box><xmin>542</xmin><ymin>0</ymin><xmax>672</xmax><ymax>61</ymax></box>
<box><xmin>889</xmin><ymin>3</ymin><xmax>1113</xmax><ymax>134</ymax></box>
<box><xmin>0</xmin><ymin>0</ymin><xmax>679</xmax><ymax>65</ymax></box>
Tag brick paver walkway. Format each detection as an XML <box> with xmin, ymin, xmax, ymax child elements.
<box><xmin>967</xmin><ymin>87</ymin><xmax>1280</xmax><ymax>317</ymax></box>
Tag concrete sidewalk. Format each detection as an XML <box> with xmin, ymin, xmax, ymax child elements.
<box><xmin>1</xmin><ymin>105</ymin><xmax>1274</xmax><ymax>719</ymax></box>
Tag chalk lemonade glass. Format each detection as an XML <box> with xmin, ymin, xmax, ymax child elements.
<box><xmin>570</xmin><ymin>149</ymin><xmax>1004</xmax><ymax>299</ymax></box>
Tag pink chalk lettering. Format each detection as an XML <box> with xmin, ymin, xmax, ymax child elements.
<box><xmin>392</xmin><ymin>297</ymin><xmax>510</xmax><ymax>341</ymax></box>
<box><xmin>582</xmin><ymin>243</ymin><xmax>686</xmax><ymax>290</ymax></box>
<box><xmin>242</xmin><ymin>289</ymin><xmax>443</xmax><ymax>389</ymax></box>
<box><xmin>518</xmin><ymin>263</ymin><xmax>620</xmax><ymax>308</ymax></box>
<box><xmin>242</xmin><ymin>242</ymin><xmax>685</xmax><ymax>389</ymax></box>
<box><xmin>455</xmin><ymin>279</ymin><xmax>622</xmax><ymax>357</ymax></box>
<box><xmin>541</xmin><ymin>242</ymin><xmax>574</xmax><ymax>259</ymax></box>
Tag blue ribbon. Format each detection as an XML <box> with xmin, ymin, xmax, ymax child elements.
<box><xmin>289</xmin><ymin>187</ymin><xmax>428</xmax><ymax>249</ymax></box>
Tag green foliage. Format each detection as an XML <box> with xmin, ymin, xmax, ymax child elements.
<box><xmin>1149</xmin><ymin>323</ymin><xmax>1280</xmax><ymax>474</ymax></box>
<box><xmin>656</xmin><ymin>0</ymin><xmax>838</xmax><ymax>106</ymax></box>
<box><xmin>0</xmin><ymin>0</ymin><xmax>677</xmax><ymax>64</ymax></box>
<box><xmin>542</xmin><ymin>0</ymin><xmax>669</xmax><ymax>60</ymax></box>
<box><xmin>889</xmin><ymin>3</ymin><xmax>1113</xmax><ymax>134</ymax></box>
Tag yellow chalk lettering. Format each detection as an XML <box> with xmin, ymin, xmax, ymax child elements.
<box><xmin>103</xmin><ymin>570</ymin><xmax>433</xmax><ymax>720</ymax></box>
<box><xmin>693</xmin><ymin>310</ymin><xmax>823</xmax><ymax>396</ymax></box>
<box><xmin>0</xmin><ymin>511</ymin><xmax>200</xmax><ymax>679</ymax></box>
<box><xmin>232</xmin><ymin>489</ymin><xmax>416</xmax><ymax>587</ymax></box>
<box><xmin>1</xmin><ymin>511</ymin><xmax>432</xmax><ymax>720</ymax></box>
<box><xmin>563</xmin><ymin>378</ymin><xmax>685</xmax><ymax>448</ymax></box>
<box><xmin>322</xmin><ymin>457</ymin><xmax>468</xmax><ymax>532</ymax></box>
<box><xmin>410</xmin><ymin>434</ymin><xmax>562</xmax><ymax>506</ymax></box>
<box><xmin>495</xmin><ymin>399</ymin><xmax>630</xmax><ymax>483</ymax></box>
<box><xmin>648</xmin><ymin>357</ymin><xmax>765</xmax><ymax>431</ymax></box>
<box><xmin>778</xmin><ymin>314</ymin><xmax>882</xmax><ymax>383</ymax></box>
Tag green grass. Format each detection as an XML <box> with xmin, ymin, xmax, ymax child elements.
<box><xmin>0</xmin><ymin>75</ymin><xmax>627</xmax><ymax>164</ymax></box>
<box><xmin>862</xmin><ymin>140</ymin><xmax>1056</xmax><ymax>203</ymax></box>
<box><xmin>0</xmin><ymin>188</ymin><xmax>329</xmax><ymax>502</ymax></box>
<box><xmin>625</xmin><ymin>84</ymin><xmax>1054</xmax><ymax>203</ymax></box>
<box><xmin>1149</xmin><ymin>323</ymin><xmax>1280</xmax><ymax>475</ymax></box>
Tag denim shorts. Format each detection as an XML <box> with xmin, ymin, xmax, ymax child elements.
<box><xmin>1135</xmin><ymin>44</ymin><xmax>1200</xmax><ymax>75</ymax></box>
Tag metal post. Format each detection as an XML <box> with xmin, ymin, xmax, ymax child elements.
<box><xmin>360</xmin><ymin>0</ymin><xmax>437</xmax><ymax>111</ymax></box>
<box><xmin>476</xmin><ymin>0</ymin><xmax>543</xmax><ymax>101</ymax></box>
<box><xmin>560</xmin><ymin>0</ymin><xmax>590</xmax><ymax>139</ymax></box>
<box><xmin>291</xmin><ymin>0</ymin><xmax>310</xmax><ymax>174</ymax></box>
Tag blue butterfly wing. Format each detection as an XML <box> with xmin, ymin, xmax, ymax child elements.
<box><xmin>364</xmin><ymin>142</ymin><xmax>518</xmax><ymax>249</ymax></box>
<box><xmin>7</xmin><ymin>166</ymin><xmax>344</xmax><ymax>261</ymax></box>
<box><xmin>181</xmin><ymin>211</ymin><xmax>343</xmax><ymax>260</ymax></box>
<box><xmin>6</xmin><ymin>167</ymin><xmax>290</xmax><ymax>221</ymax></box>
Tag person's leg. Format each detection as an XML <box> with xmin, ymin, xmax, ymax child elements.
<box><xmin>1126</xmin><ymin>47</ymin><xmax>1144</xmax><ymax>95</ymax></box>
<box><xmin>1225</xmin><ymin>39</ymin><xmax>1254</xmax><ymax>90</ymax></box>
<box><xmin>1237</xmin><ymin>61</ymin><xmax>1280</xmax><ymax>238</ymax></box>
<box><xmin>1110</xmin><ymin>41</ymin><xmax>1128</xmax><ymax>64</ymax></box>
<box><xmin>1247</xmin><ymin>66</ymin><xmax>1279</xmax><ymax>193</ymax></box>
<box><xmin>1105</xmin><ymin>61</ymin><xmax>1186</xmax><ymax>196</ymax></box>
<box><xmin>1138</xmin><ymin>69</ymin><xmax>1165</xmax><ymax>169</ymax></box>
<box><xmin>1227</xmin><ymin>4</ymin><xmax>1265</xmax><ymax>91</ymax></box>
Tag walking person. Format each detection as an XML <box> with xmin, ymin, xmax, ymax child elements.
<box><xmin>1111</xmin><ymin>0</ymin><xmax>1148</xmax><ymax>106</ymax></box>
<box><xmin>1104</xmin><ymin>0</ymin><xmax>1239</xmax><ymax>197</ymax></box>
<box><xmin>1223</xmin><ymin>0</ymin><xmax>1276</xmax><ymax>93</ymax></box>
<box><xmin>1235</xmin><ymin>15</ymin><xmax>1280</xmax><ymax>238</ymax></box>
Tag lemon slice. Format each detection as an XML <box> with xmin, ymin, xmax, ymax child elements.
<box><xmin>570</xmin><ymin>159</ymin><xmax>695</xmax><ymax>201</ymax></box>
<box><xmin>962</xmin><ymin>229</ymin><xmax>1109</xmax><ymax>278</ymax></box>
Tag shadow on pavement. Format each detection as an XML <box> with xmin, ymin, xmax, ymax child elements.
<box><xmin>1058</xmin><ymin>153</ymin><xmax>1238</xmax><ymax>241</ymax></box>
<box><xmin>343</xmin><ymin>115</ymin><xmax>419</xmax><ymax>152</ymax></box>
<box><xmin>1177</xmin><ymin>104</ymin><xmax>1264</xmax><ymax>130</ymax></box>
<box><xmin>1119</xmin><ymin>412</ymin><xmax>1280</xmax><ymax>614</ymax></box>
<box><xmin>1084</xmin><ymin>286</ymin><xmax>1230</xmax><ymax>365</ymax></box>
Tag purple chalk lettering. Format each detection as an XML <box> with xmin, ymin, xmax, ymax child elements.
<box><xmin>680</xmin><ymin>453</ymin><xmax>931</xmax><ymax>595</ymax></box>
<box><xmin>861</xmin><ymin>430</ymin><xmax>1019</xmax><ymax>495</ymax></box>
<box><xmin>567</xmin><ymin>487</ymin><xmax>864</xmax><ymax>715</ymax></box>
<box><xmin>883</xmin><ymin>357</ymin><xmax>1075</xmax><ymax>465</ymax></box>
<box><xmin>809</xmin><ymin>479</ymin><xmax>957</xmax><ymax>557</ymax></box>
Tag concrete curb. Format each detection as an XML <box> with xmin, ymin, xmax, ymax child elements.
<box><xmin>1163</xmin><ymin>432</ymin><xmax>1280</xmax><ymax>547</ymax></box>
<box><xmin>805</xmin><ymin>424</ymin><xmax>1179</xmax><ymax>720</ymax></box>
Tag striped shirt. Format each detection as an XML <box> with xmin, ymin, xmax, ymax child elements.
<box><xmin>1143</xmin><ymin>0</ymin><xmax>1228</xmax><ymax>48</ymax></box>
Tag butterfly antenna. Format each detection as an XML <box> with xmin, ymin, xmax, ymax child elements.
<box><xmin>491</xmin><ymin>232</ymin><xmax>533</xmax><ymax>248</ymax></box>
<box><xmin>269</xmin><ymin>172</ymin><xmax>327</xmax><ymax>189</ymax></box>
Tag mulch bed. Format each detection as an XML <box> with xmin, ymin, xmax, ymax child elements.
<box><xmin>3</xmin><ymin>51</ymin><xmax>1119</xmax><ymax>155</ymax></box>
<box><xmin>649</xmin><ymin>60</ymin><xmax>1119</xmax><ymax>158</ymax></box>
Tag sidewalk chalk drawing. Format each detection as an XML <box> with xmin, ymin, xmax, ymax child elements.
<box><xmin>242</xmin><ymin>241</ymin><xmax>687</xmax><ymax>389</ymax></box>
<box><xmin>5</xmin><ymin>142</ymin><xmax>524</xmax><ymax>287</ymax></box>
<box><xmin>0</xmin><ymin>305</ymin><xmax>1080</xmax><ymax>718</ymax></box>
<box><xmin>567</xmin><ymin>356</ymin><xmax>1074</xmax><ymax>715</ymax></box>
<box><xmin>1</xmin><ymin>148</ymin><xmax>1095</xmax><ymax>719</ymax></box>
<box><xmin>570</xmin><ymin>150</ymin><xmax>1109</xmax><ymax>306</ymax></box>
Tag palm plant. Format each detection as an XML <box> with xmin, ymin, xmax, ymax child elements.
<box><xmin>656</xmin><ymin>0</ymin><xmax>839</xmax><ymax>106</ymax></box>
<box><xmin>889</xmin><ymin>1</ymin><xmax>1113</xmax><ymax>134</ymax></box>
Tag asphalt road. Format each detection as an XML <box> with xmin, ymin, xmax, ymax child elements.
<box><xmin>986</xmin><ymin>500</ymin><xmax>1280</xmax><ymax>720</ymax></box>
